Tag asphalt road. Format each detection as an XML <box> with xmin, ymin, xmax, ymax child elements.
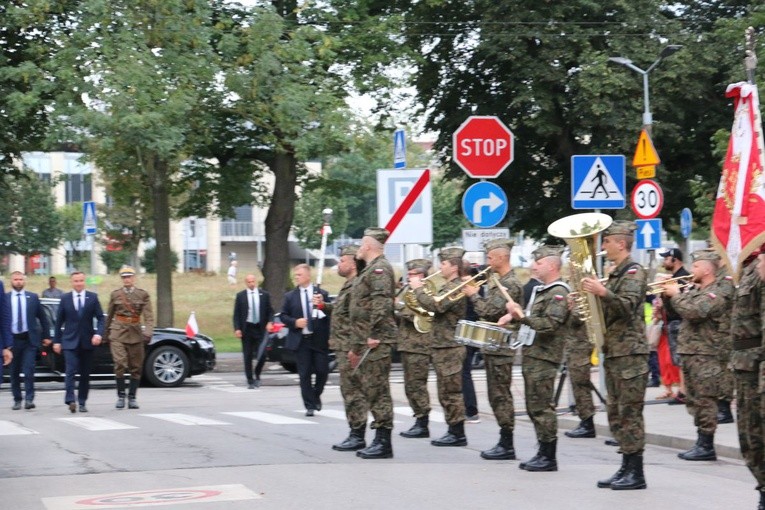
<box><xmin>0</xmin><ymin>366</ymin><xmax>756</xmax><ymax>510</ymax></box>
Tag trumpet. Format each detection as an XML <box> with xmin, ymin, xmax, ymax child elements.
<box><xmin>646</xmin><ymin>275</ymin><xmax>693</xmax><ymax>296</ymax></box>
<box><xmin>433</xmin><ymin>267</ymin><xmax>491</xmax><ymax>303</ymax></box>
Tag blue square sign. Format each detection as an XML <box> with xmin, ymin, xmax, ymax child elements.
<box><xmin>635</xmin><ymin>219</ymin><xmax>662</xmax><ymax>250</ymax></box>
<box><xmin>571</xmin><ymin>155</ymin><xmax>626</xmax><ymax>209</ymax></box>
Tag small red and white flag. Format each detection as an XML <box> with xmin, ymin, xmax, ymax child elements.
<box><xmin>185</xmin><ymin>311</ymin><xmax>199</xmax><ymax>338</ymax></box>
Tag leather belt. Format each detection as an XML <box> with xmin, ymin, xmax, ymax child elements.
<box><xmin>733</xmin><ymin>337</ymin><xmax>762</xmax><ymax>350</ymax></box>
<box><xmin>115</xmin><ymin>315</ymin><xmax>141</xmax><ymax>324</ymax></box>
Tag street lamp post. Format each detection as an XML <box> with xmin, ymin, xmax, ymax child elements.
<box><xmin>609</xmin><ymin>45</ymin><xmax>683</xmax><ymax>136</ymax></box>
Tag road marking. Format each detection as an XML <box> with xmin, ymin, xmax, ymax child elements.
<box><xmin>0</xmin><ymin>420</ymin><xmax>38</xmax><ymax>436</ymax></box>
<box><xmin>395</xmin><ymin>407</ymin><xmax>445</xmax><ymax>423</ymax></box>
<box><xmin>208</xmin><ymin>386</ymin><xmax>251</xmax><ymax>393</ymax></box>
<box><xmin>222</xmin><ymin>411</ymin><xmax>316</xmax><ymax>425</ymax></box>
<box><xmin>296</xmin><ymin>409</ymin><xmax>347</xmax><ymax>421</ymax></box>
<box><xmin>141</xmin><ymin>414</ymin><xmax>231</xmax><ymax>426</ymax></box>
<box><xmin>57</xmin><ymin>417</ymin><xmax>138</xmax><ymax>431</ymax></box>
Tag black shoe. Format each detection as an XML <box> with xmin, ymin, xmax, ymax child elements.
<box><xmin>647</xmin><ymin>379</ymin><xmax>660</xmax><ymax>388</ymax></box>
<box><xmin>316</xmin><ymin>397</ymin><xmax>322</xmax><ymax>411</ymax></box>
<box><xmin>597</xmin><ymin>456</ymin><xmax>627</xmax><ymax>488</ymax></box>
<box><xmin>68</xmin><ymin>402</ymin><xmax>76</xmax><ymax>414</ymax></box>
<box><xmin>333</xmin><ymin>427</ymin><xmax>366</xmax><ymax>451</ymax></box>
<box><xmin>604</xmin><ymin>439</ymin><xmax>620</xmax><ymax>446</ymax></box>
<box><xmin>480</xmin><ymin>429</ymin><xmax>515</xmax><ymax>460</ymax></box>
<box><xmin>116</xmin><ymin>397</ymin><xmax>125</xmax><ymax>409</ymax></box>
<box><xmin>519</xmin><ymin>441</ymin><xmax>558</xmax><ymax>472</ymax></box>
<box><xmin>12</xmin><ymin>401</ymin><xmax>21</xmax><ymax>411</ymax></box>
<box><xmin>759</xmin><ymin>491</ymin><xmax>765</xmax><ymax>510</ymax></box>
<box><xmin>610</xmin><ymin>452</ymin><xmax>647</xmax><ymax>490</ymax></box>
<box><xmin>128</xmin><ymin>398</ymin><xmax>139</xmax><ymax>409</ymax></box>
<box><xmin>678</xmin><ymin>432</ymin><xmax>716</xmax><ymax>461</ymax></box>
<box><xmin>79</xmin><ymin>405</ymin><xmax>88</xmax><ymax>413</ymax></box>
<box><xmin>357</xmin><ymin>428</ymin><xmax>393</xmax><ymax>459</ymax></box>
<box><xmin>253</xmin><ymin>379</ymin><xmax>261</xmax><ymax>388</ymax></box>
<box><xmin>565</xmin><ymin>416</ymin><xmax>596</xmax><ymax>438</ymax></box>
<box><xmin>247</xmin><ymin>383</ymin><xmax>255</xmax><ymax>389</ymax></box>
<box><xmin>431</xmin><ymin>422</ymin><xmax>467</xmax><ymax>447</ymax></box>
<box><xmin>717</xmin><ymin>400</ymin><xmax>734</xmax><ymax>424</ymax></box>
<box><xmin>400</xmin><ymin>416</ymin><xmax>429</xmax><ymax>438</ymax></box>
<box><xmin>306</xmin><ymin>409</ymin><xmax>314</xmax><ymax>417</ymax></box>
<box><xmin>667</xmin><ymin>392</ymin><xmax>686</xmax><ymax>405</ymax></box>
<box><xmin>24</xmin><ymin>401</ymin><xmax>35</xmax><ymax>410</ymax></box>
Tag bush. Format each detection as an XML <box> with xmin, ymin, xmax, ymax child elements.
<box><xmin>141</xmin><ymin>246</ymin><xmax>179</xmax><ymax>274</ymax></box>
<box><xmin>100</xmin><ymin>250</ymin><xmax>131</xmax><ymax>274</ymax></box>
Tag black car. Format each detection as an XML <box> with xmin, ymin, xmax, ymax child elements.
<box><xmin>265</xmin><ymin>313</ymin><xmax>336</xmax><ymax>373</ymax></box>
<box><xmin>4</xmin><ymin>298</ymin><xmax>216</xmax><ymax>388</ymax></box>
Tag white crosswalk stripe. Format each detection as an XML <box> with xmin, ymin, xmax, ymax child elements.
<box><xmin>395</xmin><ymin>406</ymin><xmax>445</xmax><ymax>423</ymax></box>
<box><xmin>222</xmin><ymin>411</ymin><xmax>316</xmax><ymax>425</ymax></box>
<box><xmin>141</xmin><ymin>414</ymin><xmax>231</xmax><ymax>426</ymax></box>
<box><xmin>0</xmin><ymin>420</ymin><xmax>38</xmax><ymax>436</ymax></box>
<box><xmin>57</xmin><ymin>417</ymin><xmax>138</xmax><ymax>431</ymax></box>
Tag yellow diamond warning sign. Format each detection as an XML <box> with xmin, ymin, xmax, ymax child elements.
<box><xmin>633</xmin><ymin>129</ymin><xmax>660</xmax><ymax>167</ymax></box>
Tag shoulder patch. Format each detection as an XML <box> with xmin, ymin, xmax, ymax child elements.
<box><xmin>554</xmin><ymin>295</ymin><xmax>564</xmax><ymax>301</ymax></box>
<box><xmin>707</xmin><ymin>292</ymin><xmax>717</xmax><ymax>299</ymax></box>
<box><xmin>627</xmin><ymin>268</ymin><xmax>638</xmax><ymax>274</ymax></box>
<box><xmin>373</xmin><ymin>268</ymin><xmax>384</xmax><ymax>275</ymax></box>
<box><xmin>724</xmin><ymin>275</ymin><xmax>733</xmax><ymax>280</ymax></box>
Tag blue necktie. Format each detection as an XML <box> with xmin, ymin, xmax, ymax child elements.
<box><xmin>78</xmin><ymin>294</ymin><xmax>84</xmax><ymax>317</ymax></box>
<box><xmin>304</xmin><ymin>289</ymin><xmax>314</xmax><ymax>332</ymax></box>
<box><xmin>16</xmin><ymin>293</ymin><xmax>23</xmax><ymax>334</ymax></box>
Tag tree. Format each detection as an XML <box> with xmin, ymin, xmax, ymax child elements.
<box><xmin>292</xmin><ymin>188</ymin><xmax>349</xmax><ymax>250</ymax></box>
<box><xmin>431</xmin><ymin>176</ymin><xmax>469</xmax><ymax>249</ymax></box>
<box><xmin>58</xmin><ymin>203</ymin><xmax>88</xmax><ymax>270</ymax></box>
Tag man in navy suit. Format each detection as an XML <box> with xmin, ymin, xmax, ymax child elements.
<box><xmin>281</xmin><ymin>264</ymin><xmax>330</xmax><ymax>416</ymax></box>
<box><xmin>8</xmin><ymin>271</ymin><xmax>50</xmax><ymax>410</ymax></box>
<box><xmin>0</xmin><ymin>279</ymin><xmax>12</xmax><ymax>374</ymax></box>
<box><xmin>233</xmin><ymin>273</ymin><xmax>274</xmax><ymax>388</ymax></box>
<box><xmin>53</xmin><ymin>271</ymin><xmax>105</xmax><ymax>413</ymax></box>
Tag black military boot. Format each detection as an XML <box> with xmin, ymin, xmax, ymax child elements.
<box><xmin>128</xmin><ymin>379</ymin><xmax>140</xmax><ymax>409</ymax></box>
<box><xmin>717</xmin><ymin>400</ymin><xmax>734</xmax><ymax>424</ymax></box>
<box><xmin>431</xmin><ymin>421</ymin><xmax>467</xmax><ymax>447</ymax></box>
<box><xmin>678</xmin><ymin>432</ymin><xmax>716</xmax><ymax>461</ymax></box>
<box><xmin>332</xmin><ymin>427</ymin><xmax>366</xmax><ymax>451</ymax></box>
<box><xmin>597</xmin><ymin>455</ymin><xmax>627</xmax><ymax>488</ymax></box>
<box><xmin>610</xmin><ymin>452</ymin><xmax>647</xmax><ymax>490</ymax></box>
<box><xmin>565</xmin><ymin>416</ymin><xmax>596</xmax><ymax>438</ymax></box>
<box><xmin>400</xmin><ymin>415</ymin><xmax>429</xmax><ymax>438</ymax></box>
<box><xmin>480</xmin><ymin>428</ymin><xmax>516</xmax><ymax>460</ymax></box>
<box><xmin>520</xmin><ymin>440</ymin><xmax>558</xmax><ymax>472</ymax></box>
<box><xmin>115</xmin><ymin>378</ymin><xmax>126</xmax><ymax>409</ymax></box>
<box><xmin>356</xmin><ymin>428</ymin><xmax>393</xmax><ymax>459</ymax></box>
<box><xmin>759</xmin><ymin>490</ymin><xmax>765</xmax><ymax>510</ymax></box>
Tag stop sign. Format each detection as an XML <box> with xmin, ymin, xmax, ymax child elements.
<box><xmin>453</xmin><ymin>116</ymin><xmax>514</xmax><ymax>178</ymax></box>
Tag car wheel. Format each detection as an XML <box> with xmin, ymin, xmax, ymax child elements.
<box><xmin>144</xmin><ymin>345</ymin><xmax>190</xmax><ymax>387</ymax></box>
<box><xmin>281</xmin><ymin>361</ymin><xmax>297</xmax><ymax>373</ymax></box>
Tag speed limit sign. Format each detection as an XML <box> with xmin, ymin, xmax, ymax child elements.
<box><xmin>630</xmin><ymin>179</ymin><xmax>663</xmax><ymax>219</ymax></box>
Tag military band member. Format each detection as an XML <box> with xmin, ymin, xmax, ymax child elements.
<box><xmin>398</xmin><ymin>258</ymin><xmax>434</xmax><ymax>439</ymax></box>
<box><xmin>104</xmin><ymin>266</ymin><xmax>154</xmax><ymax>410</ymax></box>
<box><xmin>563</xmin><ymin>317</ymin><xmax>597</xmax><ymax>439</ymax></box>
<box><xmin>410</xmin><ymin>247</ymin><xmax>468</xmax><ymax>447</ymax></box>
<box><xmin>732</xmin><ymin>246</ymin><xmax>765</xmax><ymax>510</ymax></box>
<box><xmin>349</xmin><ymin>228</ymin><xmax>398</xmax><ymax>459</ymax></box>
<box><xmin>715</xmin><ymin>265</ymin><xmax>736</xmax><ymax>424</ymax></box>
<box><xmin>662</xmin><ymin>249</ymin><xmax>733</xmax><ymax>461</ymax></box>
<box><xmin>461</xmin><ymin>238</ymin><xmax>523</xmax><ymax>460</ymax></box>
<box><xmin>318</xmin><ymin>245</ymin><xmax>368</xmax><ymax>452</ymax></box>
<box><xmin>581</xmin><ymin>220</ymin><xmax>649</xmax><ymax>491</ymax></box>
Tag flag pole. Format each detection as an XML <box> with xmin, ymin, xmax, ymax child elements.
<box><xmin>745</xmin><ymin>27</ymin><xmax>757</xmax><ymax>85</ymax></box>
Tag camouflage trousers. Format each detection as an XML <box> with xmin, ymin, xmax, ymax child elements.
<box><xmin>681</xmin><ymin>354</ymin><xmax>722</xmax><ymax>434</ymax></box>
<box><xmin>604</xmin><ymin>354</ymin><xmax>648</xmax><ymax>454</ymax></box>
<box><xmin>336</xmin><ymin>351</ymin><xmax>367</xmax><ymax>430</ymax></box>
<box><xmin>110</xmin><ymin>341</ymin><xmax>145</xmax><ymax>380</ymax></box>
<box><xmin>432</xmin><ymin>346</ymin><xmax>466</xmax><ymax>425</ymax></box>
<box><xmin>358</xmin><ymin>344</ymin><xmax>393</xmax><ymax>429</ymax></box>
<box><xmin>735</xmin><ymin>371</ymin><xmax>765</xmax><ymax>491</ymax></box>
<box><xmin>522</xmin><ymin>357</ymin><xmax>559</xmax><ymax>443</ymax></box>
<box><xmin>719</xmin><ymin>357</ymin><xmax>735</xmax><ymax>402</ymax></box>
<box><xmin>566</xmin><ymin>345</ymin><xmax>595</xmax><ymax>420</ymax></box>
<box><xmin>400</xmin><ymin>351</ymin><xmax>431</xmax><ymax>418</ymax></box>
<box><xmin>485</xmin><ymin>353</ymin><xmax>516</xmax><ymax>431</ymax></box>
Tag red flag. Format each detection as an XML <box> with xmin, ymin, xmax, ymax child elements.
<box><xmin>185</xmin><ymin>312</ymin><xmax>199</xmax><ymax>338</ymax></box>
<box><xmin>711</xmin><ymin>82</ymin><xmax>765</xmax><ymax>282</ymax></box>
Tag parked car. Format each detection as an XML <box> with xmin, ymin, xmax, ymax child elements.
<box><xmin>3</xmin><ymin>298</ymin><xmax>216</xmax><ymax>388</ymax></box>
<box><xmin>265</xmin><ymin>313</ymin><xmax>336</xmax><ymax>373</ymax></box>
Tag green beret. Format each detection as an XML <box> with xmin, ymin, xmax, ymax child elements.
<box><xmin>691</xmin><ymin>249</ymin><xmax>721</xmax><ymax>263</ymax></box>
<box><xmin>406</xmin><ymin>258</ymin><xmax>432</xmax><ymax>272</ymax></box>
<box><xmin>363</xmin><ymin>227</ymin><xmax>390</xmax><ymax>244</ymax></box>
<box><xmin>602</xmin><ymin>220</ymin><xmax>637</xmax><ymax>237</ymax></box>
<box><xmin>484</xmin><ymin>238</ymin><xmax>514</xmax><ymax>253</ymax></box>
<box><xmin>338</xmin><ymin>244</ymin><xmax>360</xmax><ymax>257</ymax></box>
<box><xmin>531</xmin><ymin>245</ymin><xmax>564</xmax><ymax>261</ymax></box>
<box><xmin>439</xmin><ymin>247</ymin><xmax>466</xmax><ymax>261</ymax></box>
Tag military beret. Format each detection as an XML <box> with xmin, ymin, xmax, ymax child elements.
<box><xmin>602</xmin><ymin>220</ymin><xmax>637</xmax><ymax>237</ymax></box>
<box><xmin>691</xmin><ymin>249</ymin><xmax>721</xmax><ymax>263</ymax></box>
<box><xmin>338</xmin><ymin>244</ymin><xmax>360</xmax><ymax>257</ymax></box>
<box><xmin>484</xmin><ymin>238</ymin><xmax>514</xmax><ymax>253</ymax></box>
<box><xmin>406</xmin><ymin>258</ymin><xmax>432</xmax><ymax>272</ymax></box>
<box><xmin>439</xmin><ymin>247</ymin><xmax>466</xmax><ymax>261</ymax></box>
<box><xmin>363</xmin><ymin>227</ymin><xmax>390</xmax><ymax>244</ymax></box>
<box><xmin>119</xmin><ymin>265</ymin><xmax>136</xmax><ymax>277</ymax></box>
<box><xmin>531</xmin><ymin>245</ymin><xmax>564</xmax><ymax>261</ymax></box>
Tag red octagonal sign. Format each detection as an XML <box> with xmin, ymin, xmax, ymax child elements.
<box><xmin>453</xmin><ymin>116</ymin><xmax>515</xmax><ymax>178</ymax></box>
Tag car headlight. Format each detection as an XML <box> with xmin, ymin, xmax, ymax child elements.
<box><xmin>195</xmin><ymin>338</ymin><xmax>214</xmax><ymax>350</ymax></box>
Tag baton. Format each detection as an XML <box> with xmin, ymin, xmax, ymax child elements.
<box><xmin>352</xmin><ymin>348</ymin><xmax>372</xmax><ymax>374</ymax></box>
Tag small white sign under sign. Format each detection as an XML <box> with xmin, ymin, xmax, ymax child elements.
<box><xmin>462</xmin><ymin>228</ymin><xmax>511</xmax><ymax>252</ymax></box>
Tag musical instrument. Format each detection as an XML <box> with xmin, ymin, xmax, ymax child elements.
<box><xmin>433</xmin><ymin>267</ymin><xmax>491</xmax><ymax>303</ymax></box>
<box><xmin>547</xmin><ymin>212</ymin><xmax>612</xmax><ymax>350</ymax></box>
<box><xmin>646</xmin><ymin>275</ymin><xmax>693</xmax><ymax>296</ymax></box>
<box><xmin>403</xmin><ymin>271</ymin><xmax>441</xmax><ymax>333</ymax></box>
<box><xmin>454</xmin><ymin>320</ymin><xmax>514</xmax><ymax>351</ymax></box>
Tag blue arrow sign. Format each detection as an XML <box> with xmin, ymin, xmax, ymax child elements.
<box><xmin>393</xmin><ymin>129</ymin><xmax>406</xmax><ymax>169</ymax></box>
<box><xmin>571</xmin><ymin>155</ymin><xmax>626</xmax><ymax>209</ymax></box>
<box><xmin>462</xmin><ymin>181</ymin><xmax>508</xmax><ymax>228</ymax></box>
<box><xmin>82</xmin><ymin>201</ymin><xmax>97</xmax><ymax>235</ymax></box>
<box><xmin>635</xmin><ymin>219</ymin><xmax>662</xmax><ymax>250</ymax></box>
<box><xmin>680</xmin><ymin>208</ymin><xmax>693</xmax><ymax>239</ymax></box>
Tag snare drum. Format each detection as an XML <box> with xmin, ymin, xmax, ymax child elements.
<box><xmin>454</xmin><ymin>320</ymin><xmax>513</xmax><ymax>351</ymax></box>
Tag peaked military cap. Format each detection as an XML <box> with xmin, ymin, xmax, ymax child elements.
<box><xmin>602</xmin><ymin>220</ymin><xmax>637</xmax><ymax>237</ymax></box>
<box><xmin>531</xmin><ymin>245</ymin><xmax>564</xmax><ymax>261</ymax></box>
<box><xmin>338</xmin><ymin>244</ymin><xmax>360</xmax><ymax>257</ymax></box>
<box><xmin>406</xmin><ymin>258</ymin><xmax>432</xmax><ymax>272</ymax></box>
<box><xmin>119</xmin><ymin>265</ymin><xmax>136</xmax><ymax>277</ymax></box>
<box><xmin>439</xmin><ymin>247</ymin><xmax>466</xmax><ymax>261</ymax></box>
<box><xmin>691</xmin><ymin>249</ymin><xmax>721</xmax><ymax>263</ymax></box>
<box><xmin>363</xmin><ymin>227</ymin><xmax>390</xmax><ymax>244</ymax></box>
<box><xmin>484</xmin><ymin>238</ymin><xmax>514</xmax><ymax>253</ymax></box>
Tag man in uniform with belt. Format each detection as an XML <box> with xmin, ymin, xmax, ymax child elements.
<box><xmin>105</xmin><ymin>265</ymin><xmax>154</xmax><ymax>409</ymax></box>
<box><xmin>563</xmin><ymin>314</ymin><xmax>597</xmax><ymax>439</ymax></box>
<box><xmin>349</xmin><ymin>227</ymin><xmax>398</xmax><ymax>459</ymax></box>
<box><xmin>582</xmin><ymin>220</ymin><xmax>648</xmax><ymax>490</ymax></box>
<box><xmin>461</xmin><ymin>238</ymin><xmax>523</xmax><ymax>460</ymax></box>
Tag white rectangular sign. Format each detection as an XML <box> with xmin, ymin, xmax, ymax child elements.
<box><xmin>462</xmin><ymin>228</ymin><xmax>511</xmax><ymax>252</ymax></box>
<box><xmin>376</xmin><ymin>168</ymin><xmax>433</xmax><ymax>245</ymax></box>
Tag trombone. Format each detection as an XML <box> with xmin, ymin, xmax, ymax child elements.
<box><xmin>433</xmin><ymin>267</ymin><xmax>491</xmax><ymax>303</ymax></box>
<box><xmin>646</xmin><ymin>275</ymin><xmax>693</xmax><ymax>296</ymax></box>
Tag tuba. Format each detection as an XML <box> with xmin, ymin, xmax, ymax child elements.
<box><xmin>403</xmin><ymin>271</ymin><xmax>441</xmax><ymax>333</ymax></box>
<box><xmin>547</xmin><ymin>212</ymin><xmax>612</xmax><ymax>350</ymax></box>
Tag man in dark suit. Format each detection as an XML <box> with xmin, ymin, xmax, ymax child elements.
<box><xmin>0</xmin><ymin>279</ymin><xmax>13</xmax><ymax>376</ymax></box>
<box><xmin>280</xmin><ymin>263</ymin><xmax>330</xmax><ymax>416</ymax></box>
<box><xmin>233</xmin><ymin>273</ymin><xmax>274</xmax><ymax>388</ymax></box>
<box><xmin>53</xmin><ymin>271</ymin><xmax>105</xmax><ymax>413</ymax></box>
<box><xmin>8</xmin><ymin>271</ymin><xmax>50</xmax><ymax>410</ymax></box>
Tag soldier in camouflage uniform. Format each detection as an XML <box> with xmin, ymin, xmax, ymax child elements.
<box><xmin>715</xmin><ymin>265</ymin><xmax>736</xmax><ymax>424</ymax></box>
<box><xmin>501</xmin><ymin>245</ymin><xmax>570</xmax><ymax>471</ymax></box>
<box><xmin>732</xmin><ymin>247</ymin><xmax>765</xmax><ymax>510</ymax></box>
<box><xmin>582</xmin><ymin>220</ymin><xmax>648</xmax><ymax>491</ymax></box>
<box><xmin>410</xmin><ymin>247</ymin><xmax>468</xmax><ymax>447</ymax></box>
<box><xmin>349</xmin><ymin>228</ymin><xmax>398</xmax><ymax>459</ymax></box>
<box><xmin>563</xmin><ymin>316</ymin><xmax>597</xmax><ymax>438</ymax></box>
<box><xmin>397</xmin><ymin>258</ymin><xmax>434</xmax><ymax>439</ymax></box>
<box><xmin>662</xmin><ymin>249</ymin><xmax>734</xmax><ymax>461</ymax></box>
<box><xmin>462</xmin><ymin>238</ymin><xmax>523</xmax><ymax>460</ymax></box>
<box><xmin>104</xmin><ymin>266</ymin><xmax>154</xmax><ymax>410</ymax></box>
<box><xmin>317</xmin><ymin>245</ymin><xmax>368</xmax><ymax>452</ymax></box>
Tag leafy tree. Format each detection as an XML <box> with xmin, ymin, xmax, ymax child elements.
<box><xmin>431</xmin><ymin>175</ymin><xmax>469</xmax><ymax>249</ymax></box>
<box><xmin>0</xmin><ymin>171</ymin><xmax>61</xmax><ymax>259</ymax></box>
<box><xmin>100</xmin><ymin>249</ymin><xmax>130</xmax><ymax>274</ymax></box>
<box><xmin>58</xmin><ymin>203</ymin><xmax>88</xmax><ymax>270</ymax></box>
<box><xmin>141</xmin><ymin>246</ymin><xmax>179</xmax><ymax>274</ymax></box>
<box><xmin>292</xmin><ymin>188</ymin><xmax>349</xmax><ymax>250</ymax></box>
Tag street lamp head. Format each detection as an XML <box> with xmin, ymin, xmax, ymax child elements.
<box><xmin>660</xmin><ymin>44</ymin><xmax>683</xmax><ymax>59</ymax></box>
<box><xmin>609</xmin><ymin>56</ymin><xmax>632</xmax><ymax>66</ymax></box>
<box><xmin>322</xmin><ymin>208</ymin><xmax>333</xmax><ymax>223</ymax></box>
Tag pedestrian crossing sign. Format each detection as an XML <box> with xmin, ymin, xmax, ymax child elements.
<box><xmin>571</xmin><ymin>155</ymin><xmax>626</xmax><ymax>210</ymax></box>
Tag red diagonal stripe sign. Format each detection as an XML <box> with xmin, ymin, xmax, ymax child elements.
<box><xmin>383</xmin><ymin>168</ymin><xmax>430</xmax><ymax>239</ymax></box>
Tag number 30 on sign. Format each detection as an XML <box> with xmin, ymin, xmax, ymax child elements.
<box><xmin>630</xmin><ymin>179</ymin><xmax>663</xmax><ymax>219</ymax></box>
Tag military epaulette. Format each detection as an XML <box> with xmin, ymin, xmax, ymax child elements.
<box><xmin>373</xmin><ymin>268</ymin><xmax>384</xmax><ymax>275</ymax></box>
<box><xmin>707</xmin><ymin>292</ymin><xmax>717</xmax><ymax>299</ymax></box>
<box><xmin>626</xmin><ymin>268</ymin><xmax>638</xmax><ymax>274</ymax></box>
